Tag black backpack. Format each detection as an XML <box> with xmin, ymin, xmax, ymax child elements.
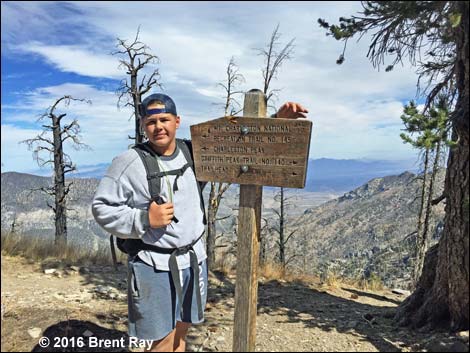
<box><xmin>115</xmin><ymin>138</ymin><xmax>206</xmax><ymax>256</ymax></box>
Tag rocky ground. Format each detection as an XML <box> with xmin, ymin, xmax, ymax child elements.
<box><xmin>1</xmin><ymin>255</ymin><xmax>468</xmax><ymax>352</ymax></box>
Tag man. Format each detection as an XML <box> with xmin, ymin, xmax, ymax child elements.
<box><xmin>92</xmin><ymin>93</ymin><xmax>308</xmax><ymax>352</ymax></box>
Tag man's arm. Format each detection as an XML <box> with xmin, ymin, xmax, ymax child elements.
<box><xmin>92</xmin><ymin>175</ymin><xmax>150</xmax><ymax>239</ymax></box>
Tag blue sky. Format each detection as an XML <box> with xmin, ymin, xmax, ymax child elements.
<box><xmin>1</xmin><ymin>1</ymin><xmax>421</xmax><ymax>175</ymax></box>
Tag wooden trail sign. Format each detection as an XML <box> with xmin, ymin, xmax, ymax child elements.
<box><xmin>190</xmin><ymin>116</ymin><xmax>312</xmax><ymax>188</ymax></box>
<box><xmin>190</xmin><ymin>89</ymin><xmax>312</xmax><ymax>352</ymax></box>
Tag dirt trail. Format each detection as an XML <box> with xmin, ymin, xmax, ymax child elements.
<box><xmin>1</xmin><ymin>255</ymin><xmax>468</xmax><ymax>352</ymax></box>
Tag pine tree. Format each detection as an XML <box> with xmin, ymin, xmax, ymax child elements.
<box><xmin>319</xmin><ymin>1</ymin><xmax>469</xmax><ymax>329</ymax></box>
<box><xmin>400</xmin><ymin>98</ymin><xmax>451</xmax><ymax>288</ymax></box>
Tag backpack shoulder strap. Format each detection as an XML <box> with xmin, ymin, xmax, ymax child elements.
<box><xmin>176</xmin><ymin>138</ymin><xmax>193</xmax><ymax>166</ymax></box>
<box><xmin>176</xmin><ymin>138</ymin><xmax>207</xmax><ymax>191</ymax></box>
<box><xmin>133</xmin><ymin>142</ymin><xmax>161</xmax><ymax>201</ymax></box>
<box><xmin>176</xmin><ymin>138</ymin><xmax>207</xmax><ymax>224</ymax></box>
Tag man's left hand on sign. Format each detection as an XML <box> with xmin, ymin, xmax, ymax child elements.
<box><xmin>276</xmin><ymin>102</ymin><xmax>308</xmax><ymax>119</ymax></box>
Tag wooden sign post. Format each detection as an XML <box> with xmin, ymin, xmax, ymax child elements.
<box><xmin>190</xmin><ymin>89</ymin><xmax>312</xmax><ymax>352</ymax></box>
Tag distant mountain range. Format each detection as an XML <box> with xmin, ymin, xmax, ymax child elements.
<box><xmin>1</xmin><ymin>172</ymin><xmax>105</xmax><ymax>250</ymax></box>
<box><xmin>1</xmin><ymin>165</ymin><xmax>444</xmax><ymax>289</ymax></box>
<box><xmin>22</xmin><ymin>158</ymin><xmax>419</xmax><ymax>193</ymax></box>
<box><xmin>305</xmin><ymin>158</ymin><xmax>419</xmax><ymax>192</ymax></box>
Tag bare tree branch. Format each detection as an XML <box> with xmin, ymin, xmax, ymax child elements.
<box><xmin>113</xmin><ymin>27</ymin><xmax>162</xmax><ymax>144</ymax></box>
<box><xmin>256</xmin><ymin>24</ymin><xmax>295</xmax><ymax>108</ymax></box>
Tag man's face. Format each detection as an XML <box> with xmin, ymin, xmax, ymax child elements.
<box><xmin>142</xmin><ymin>102</ymin><xmax>180</xmax><ymax>151</ymax></box>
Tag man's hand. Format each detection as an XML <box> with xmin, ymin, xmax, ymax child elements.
<box><xmin>148</xmin><ymin>201</ymin><xmax>174</xmax><ymax>228</ymax></box>
<box><xmin>276</xmin><ymin>102</ymin><xmax>308</xmax><ymax>119</ymax></box>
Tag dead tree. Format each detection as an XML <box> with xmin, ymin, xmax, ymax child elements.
<box><xmin>207</xmin><ymin>57</ymin><xmax>245</xmax><ymax>271</ymax></box>
<box><xmin>21</xmin><ymin>96</ymin><xmax>90</xmax><ymax>247</ymax></box>
<box><xmin>271</xmin><ymin>188</ymin><xmax>300</xmax><ymax>269</ymax></box>
<box><xmin>10</xmin><ymin>213</ymin><xmax>19</xmax><ymax>235</ymax></box>
<box><xmin>257</xmin><ymin>23</ymin><xmax>295</xmax><ymax>107</ymax></box>
<box><xmin>113</xmin><ymin>26</ymin><xmax>162</xmax><ymax>144</ymax></box>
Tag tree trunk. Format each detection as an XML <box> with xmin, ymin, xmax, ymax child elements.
<box><xmin>421</xmin><ymin>143</ymin><xmax>441</xmax><ymax>250</ymax></box>
<box><xmin>131</xmin><ymin>72</ymin><xmax>144</xmax><ymax>144</ymax></box>
<box><xmin>206</xmin><ymin>182</ymin><xmax>217</xmax><ymax>271</ymax></box>
<box><xmin>395</xmin><ymin>131</ymin><xmax>469</xmax><ymax>329</ymax></box>
<box><xmin>279</xmin><ymin>187</ymin><xmax>285</xmax><ymax>268</ymax></box>
<box><xmin>259</xmin><ymin>232</ymin><xmax>266</xmax><ymax>266</ymax></box>
<box><xmin>52</xmin><ymin>115</ymin><xmax>67</xmax><ymax>248</ymax></box>
<box><xmin>395</xmin><ymin>3</ymin><xmax>469</xmax><ymax>330</ymax></box>
<box><xmin>413</xmin><ymin>147</ymin><xmax>429</xmax><ymax>287</ymax></box>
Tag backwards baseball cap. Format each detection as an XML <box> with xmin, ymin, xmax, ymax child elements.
<box><xmin>139</xmin><ymin>93</ymin><xmax>177</xmax><ymax>118</ymax></box>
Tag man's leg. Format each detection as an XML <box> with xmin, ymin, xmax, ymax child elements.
<box><xmin>144</xmin><ymin>322</ymin><xmax>191</xmax><ymax>352</ymax></box>
<box><xmin>173</xmin><ymin>321</ymin><xmax>191</xmax><ymax>352</ymax></box>
<box><xmin>145</xmin><ymin>330</ymin><xmax>176</xmax><ymax>352</ymax></box>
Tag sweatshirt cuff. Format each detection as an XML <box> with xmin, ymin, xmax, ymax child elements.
<box><xmin>134</xmin><ymin>209</ymin><xmax>150</xmax><ymax>238</ymax></box>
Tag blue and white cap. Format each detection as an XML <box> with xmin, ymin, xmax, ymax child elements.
<box><xmin>139</xmin><ymin>93</ymin><xmax>177</xmax><ymax>118</ymax></box>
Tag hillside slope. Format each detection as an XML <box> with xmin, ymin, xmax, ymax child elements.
<box><xmin>286</xmin><ymin>171</ymin><xmax>445</xmax><ymax>288</ymax></box>
<box><xmin>2</xmin><ymin>255</ymin><xmax>467</xmax><ymax>352</ymax></box>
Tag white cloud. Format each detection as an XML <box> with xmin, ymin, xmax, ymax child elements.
<box><xmin>2</xmin><ymin>1</ymin><xmax>422</xmax><ymax>173</ymax></box>
<box><xmin>16</xmin><ymin>43</ymin><xmax>122</xmax><ymax>79</ymax></box>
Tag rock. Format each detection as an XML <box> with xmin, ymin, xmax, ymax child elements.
<box><xmin>426</xmin><ymin>339</ymin><xmax>469</xmax><ymax>352</ymax></box>
<box><xmin>456</xmin><ymin>331</ymin><xmax>469</xmax><ymax>343</ymax></box>
<box><xmin>69</xmin><ymin>266</ymin><xmax>80</xmax><ymax>272</ymax></box>
<box><xmin>94</xmin><ymin>285</ymin><xmax>111</xmax><ymax>294</ymax></box>
<box><xmin>80</xmin><ymin>267</ymin><xmax>90</xmax><ymax>274</ymax></box>
<box><xmin>346</xmin><ymin>321</ymin><xmax>359</xmax><ymax>329</ymax></box>
<box><xmin>44</xmin><ymin>269</ymin><xmax>56</xmax><ymax>275</ymax></box>
<box><xmin>28</xmin><ymin>327</ymin><xmax>42</xmax><ymax>338</ymax></box>
<box><xmin>448</xmin><ymin>341</ymin><xmax>469</xmax><ymax>352</ymax></box>
<box><xmin>392</xmin><ymin>288</ymin><xmax>411</xmax><ymax>296</ymax></box>
<box><xmin>83</xmin><ymin>330</ymin><xmax>94</xmax><ymax>337</ymax></box>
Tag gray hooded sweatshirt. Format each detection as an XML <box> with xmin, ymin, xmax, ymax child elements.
<box><xmin>92</xmin><ymin>144</ymin><xmax>206</xmax><ymax>271</ymax></box>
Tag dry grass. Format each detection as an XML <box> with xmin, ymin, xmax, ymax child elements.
<box><xmin>260</xmin><ymin>262</ymin><xmax>321</xmax><ymax>286</ymax></box>
<box><xmin>213</xmin><ymin>256</ymin><xmax>383</xmax><ymax>292</ymax></box>
<box><xmin>355</xmin><ymin>273</ymin><xmax>385</xmax><ymax>291</ymax></box>
<box><xmin>2</xmin><ymin>231</ymin><xmax>385</xmax><ymax>292</ymax></box>
<box><xmin>325</xmin><ymin>272</ymin><xmax>385</xmax><ymax>292</ymax></box>
<box><xmin>1</xmin><ymin>231</ymin><xmax>125</xmax><ymax>266</ymax></box>
<box><xmin>259</xmin><ymin>261</ymin><xmax>286</xmax><ymax>281</ymax></box>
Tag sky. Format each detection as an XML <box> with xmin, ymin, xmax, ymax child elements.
<box><xmin>1</xmin><ymin>1</ymin><xmax>422</xmax><ymax>175</ymax></box>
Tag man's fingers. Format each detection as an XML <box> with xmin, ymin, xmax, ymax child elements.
<box><xmin>296</xmin><ymin>104</ymin><xmax>308</xmax><ymax>113</ymax></box>
<box><xmin>279</xmin><ymin>102</ymin><xmax>308</xmax><ymax>116</ymax></box>
<box><xmin>289</xmin><ymin>102</ymin><xmax>308</xmax><ymax>113</ymax></box>
<box><xmin>163</xmin><ymin>206</ymin><xmax>174</xmax><ymax>215</ymax></box>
